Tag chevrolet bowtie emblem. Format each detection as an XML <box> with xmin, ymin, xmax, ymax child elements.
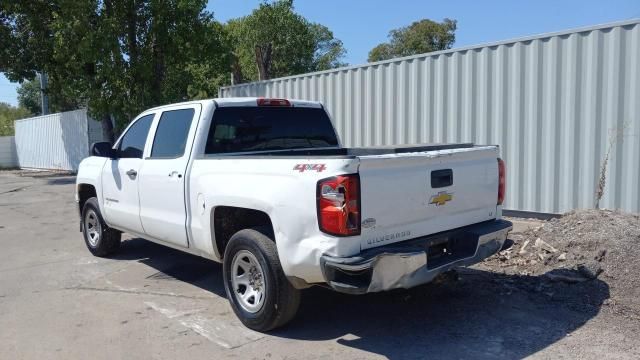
<box><xmin>429</xmin><ymin>191</ymin><xmax>453</xmax><ymax>206</ymax></box>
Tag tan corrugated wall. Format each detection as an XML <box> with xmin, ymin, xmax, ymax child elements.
<box><xmin>220</xmin><ymin>19</ymin><xmax>640</xmax><ymax>214</ymax></box>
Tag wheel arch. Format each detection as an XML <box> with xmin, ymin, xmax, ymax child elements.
<box><xmin>211</xmin><ymin>206</ymin><xmax>275</xmax><ymax>260</ymax></box>
<box><xmin>77</xmin><ymin>183</ymin><xmax>97</xmax><ymax>216</ymax></box>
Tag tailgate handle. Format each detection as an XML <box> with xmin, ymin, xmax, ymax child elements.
<box><xmin>431</xmin><ymin>169</ymin><xmax>453</xmax><ymax>188</ymax></box>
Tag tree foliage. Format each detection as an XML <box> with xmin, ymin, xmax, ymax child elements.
<box><xmin>227</xmin><ymin>0</ymin><xmax>346</xmax><ymax>82</ymax></box>
<box><xmin>16</xmin><ymin>79</ymin><xmax>41</xmax><ymax>116</ymax></box>
<box><xmin>16</xmin><ymin>77</ymin><xmax>81</xmax><ymax>115</ymax></box>
<box><xmin>1</xmin><ymin>0</ymin><xmax>231</xmax><ymax>141</ymax></box>
<box><xmin>368</xmin><ymin>18</ymin><xmax>457</xmax><ymax>62</ymax></box>
<box><xmin>0</xmin><ymin>0</ymin><xmax>345</xmax><ymax>141</ymax></box>
<box><xmin>0</xmin><ymin>102</ymin><xmax>30</xmax><ymax>136</ymax></box>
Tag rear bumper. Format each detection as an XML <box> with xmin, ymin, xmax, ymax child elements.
<box><xmin>320</xmin><ymin>219</ymin><xmax>512</xmax><ymax>294</ymax></box>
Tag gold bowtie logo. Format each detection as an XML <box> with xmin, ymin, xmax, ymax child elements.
<box><xmin>429</xmin><ymin>191</ymin><xmax>453</xmax><ymax>206</ymax></box>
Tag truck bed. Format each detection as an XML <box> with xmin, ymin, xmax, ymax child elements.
<box><xmin>202</xmin><ymin>143</ymin><xmax>475</xmax><ymax>158</ymax></box>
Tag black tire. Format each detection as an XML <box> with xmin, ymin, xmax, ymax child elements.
<box><xmin>223</xmin><ymin>228</ymin><xmax>301</xmax><ymax>332</ymax></box>
<box><xmin>81</xmin><ymin>197</ymin><xmax>121</xmax><ymax>257</ymax></box>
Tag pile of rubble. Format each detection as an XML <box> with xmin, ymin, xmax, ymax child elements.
<box><xmin>484</xmin><ymin>209</ymin><xmax>640</xmax><ymax>313</ymax></box>
<box><xmin>495</xmin><ymin>233</ymin><xmax>605</xmax><ymax>281</ymax></box>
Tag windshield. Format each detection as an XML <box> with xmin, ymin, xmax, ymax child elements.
<box><xmin>205</xmin><ymin>106</ymin><xmax>339</xmax><ymax>154</ymax></box>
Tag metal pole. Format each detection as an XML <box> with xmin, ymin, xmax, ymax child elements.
<box><xmin>39</xmin><ymin>72</ymin><xmax>49</xmax><ymax>115</ymax></box>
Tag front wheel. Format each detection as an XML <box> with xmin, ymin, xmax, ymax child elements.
<box><xmin>223</xmin><ymin>229</ymin><xmax>300</xmax><ymax>332</ymax></box>
<box><xmin>81</xmin><ymin>197</ymin><xmax>121</xmax><ymax>257</ymax></box>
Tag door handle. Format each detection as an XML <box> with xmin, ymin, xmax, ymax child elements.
<box><xmin>126</xmin><ymin>169</ymin><xmax>137</xmax><ymax>179</ymax></box>
<box><xmin>168</xmin><ymin>171</ymin><xmax>182</xmax><ymax>178</ymax></box>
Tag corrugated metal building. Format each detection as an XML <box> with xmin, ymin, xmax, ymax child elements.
<box><xmin>14</xmin><ymin>109</ymin><xmax>105</xmax><ymax>171</ymax></box>
<box><xmin>220</xmin><ymin>19</ymin><xmax>640</xmax><ymax>214</ymax></box>
<box><xmin>0</xmin><ymin>136</ymin><xmax>18</xmax><ymax>168</ymax></box>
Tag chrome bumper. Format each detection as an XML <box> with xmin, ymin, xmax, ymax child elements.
<box><xmin>320</xmin><ymin>219</ymin><xmax>513</xmax><ymax>294</ymax></box>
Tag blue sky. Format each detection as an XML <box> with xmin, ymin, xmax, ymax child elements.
<box><xmin>1</xmin><ymin>0</ymin><xmax>638</xmax><ymax>107</ymax></box>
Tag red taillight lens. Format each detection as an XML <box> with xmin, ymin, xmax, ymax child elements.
<box><xmin>317</xmin><ymin>174</ymin><xmax>360</xmax><ymax>236</ymax></box>
<box><xmin>257</xmin><ymin>98</ymin><xmax>291</xmax><ymax>106</ymax></box>
<box><xmin>497</xmin><ymin>158</ymin><xmax>506</xmax><ymax>205</ymax></box>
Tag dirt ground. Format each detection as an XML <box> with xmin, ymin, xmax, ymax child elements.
<box><xmin>486</xmin><ymin>210</ymin><xmax>640</xmax><ymax>320</ymax></box>
<box><xmin>1</xmin><ymin>170</ymin><xmax>639</xmax><ymax>359</ymax></box>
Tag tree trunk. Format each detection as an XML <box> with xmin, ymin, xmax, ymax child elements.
<box><xmin>150</xmin><ymin>33</ymin><xmax>166</xmax><ymax>104</ymax></box>
<box><xmin>231</xmin><ymin>55</ymin><xmax>243</xmax><ymax>85</ymax></box>
<box><xmin>255</xmin><ymin>43</ymin><xmax>272</xmax><ymax>81</ymax></box>
<box><xmin>101</xmin><ymin>113</ymin><xmax>115</xmax><ymax>144</ymax></box>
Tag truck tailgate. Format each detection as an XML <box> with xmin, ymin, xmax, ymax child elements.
<box><xmin>358</xmin><ymin>146</ymin><xmax>500</xmax><ymax>250</ymax></box>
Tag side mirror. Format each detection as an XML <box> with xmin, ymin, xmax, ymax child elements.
<box><xmin>91</xmin><ymin>142</ymin><xmax>117</xmax><ymax>158</ymax></box>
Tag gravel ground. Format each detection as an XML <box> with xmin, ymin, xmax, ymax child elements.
<box><xmin>483</xmin><ymin>209</ymin><xmax>640</xmax><ymax>320</ymax></box>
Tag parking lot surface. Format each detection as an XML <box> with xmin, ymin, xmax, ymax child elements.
<box><xmin>1</xmin><ymin>171</ymin><xmax>638</xmax><ymax>359</ymax></box>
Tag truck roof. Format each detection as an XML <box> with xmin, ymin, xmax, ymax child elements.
<box><xmin>145</xmin><ymin>97</ymin><xmax>323</xmax><ymax>112</ymax></box>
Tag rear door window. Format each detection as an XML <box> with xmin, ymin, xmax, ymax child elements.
<box><xmin>150</xmin><ymin>109</ymin><xmax>195</xmax><ymax>158</ymax></box>
<box><xmin>205</xmin><ymin>107</ymin><xmax>339</xmax><ymax>154</ymax></box>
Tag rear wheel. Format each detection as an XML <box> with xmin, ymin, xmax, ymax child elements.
<box><xmin>82</xmin><ymin>197</ymin><xmax>121</xmax><ymax>257</ymax></box>
<box><xmin>223</xmin><ymin>228</ymin><xmax>300</xmax><ymax>332</ymax></box>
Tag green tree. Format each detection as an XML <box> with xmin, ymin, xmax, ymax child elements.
<box><xmin>1</xmin><ymin>0</ymin><xmax>231</xmax><ymax>142</ymax></box>
<box><xmin>227</xmin><ymin>0</ymin><xmax>346</xmax><ymax>82</ymax></box>
<box><xmin>16</xmin><ymin>78</ymin><xmax>41</xmax><ymax>115</ymax></box>
<box><xmin>16</xmin><ymin>77</ymin><xmax>80</xmax><ymax>116</ymax></box>
<box><xmin>368</xmin><ymin>18</ymin><xmax>457</xmax><ymax>62</ymax></box>
<box><xmin>0</xmin><ymin>0</ymin><xmax>53</xmax><ymax>81</ymax></box>
<box><xmin>309</xmin><ymin>23</ymin><xmax>347</xmax><ymax>71</ymax></box>
<box><xmin>0</xmin><ymin>102</ymin><xmax>30</xmax><ymax>136</ymax></box>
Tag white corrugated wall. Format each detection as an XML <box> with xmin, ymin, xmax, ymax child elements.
<box><xmin>0</xmin><ymin>136</ymin><xmax>18</xmax><ymax>168</ymax></box>
<box><xmin>87</xmin><ymin>114</ymin><xmax>106</xmax><ymax>146</ymax></box>
<box><xmin>14</xmin><ymin>109</ymin><xmax>104</xmax><ymax>171</ymax></box>
<box><xmin>220</xmin><ymin>19</ymin><xmax>640</xmax><ymax>214</ymax></box>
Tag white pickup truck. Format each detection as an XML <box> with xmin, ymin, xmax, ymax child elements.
<box><xmin>76</xmin><ymin>97</ymin><xmax>512</xmax><ymax>331</ymax></box>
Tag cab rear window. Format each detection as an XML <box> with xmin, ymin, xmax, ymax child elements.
<box><xmin>205</xmin><ymin>107</ymin><xmax>339</xmax><ymax>154</ymax></box>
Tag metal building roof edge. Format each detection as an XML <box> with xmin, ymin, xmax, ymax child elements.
<box><xmin>13</xmin><ymin>108</ymin><xmax>88</xmax><ymax>123</ymax></box>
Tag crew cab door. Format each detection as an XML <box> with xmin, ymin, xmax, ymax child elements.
<box><xmin>137</xmin><ymin>105</ymin><xmax>201</xmax><ymax>248</ymax></box>
<box><xmin>101</xmin><ymin>113</ymin><xmax>155</xmax><ymax>234</ymax></box>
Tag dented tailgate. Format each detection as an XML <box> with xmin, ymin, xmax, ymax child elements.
<box><xmin>357</xmin><ymin>146</ymin><xmax>500</xmax><ymax>250</ymax></box>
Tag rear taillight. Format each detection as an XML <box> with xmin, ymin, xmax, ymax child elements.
<box><xmin>497</xmin><ymin>158</ymin><xmax>506</xmax><ymax>205</ymax></box>
<box><xmin>257</xmin><ymin>98</ymin><xmax>291</xmax><ymax>106</ymax></box>
<box><xmin>317</xmin><ymin>174</ymin><xmax>360</xmax><ymax>236</ymax></box>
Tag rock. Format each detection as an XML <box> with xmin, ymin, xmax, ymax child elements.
<box><xmin>519</xmin><ymin>239</ymin><xmax>531</xmax><ymax>255</ymax></box>
<box><xmin>558</xmin><ymin>253</ymin><xmax>567</xmax><ymax>261</ymax></box>
<box><xmin>511</xmin><ymin>234</ymin><xmax>524</xmax><ymax>242</ymax></box>
<box><xmin>534</xmin><ymin>238</ymin><xmax>558</xmax><ymax>253</ymax></box>
<box><xmin>544</xmin><ymin>256</ymin><xmax>554</xmax><ymax>265</ymax></box>
<box><xmin>594</xmin><ymin>249</ymin><xmax>607</xmax><ymax>262</ymax></box>
<box><xmin>577</xmin><ymin>262</ymin><xmax>603</xmax><ymax>279</ymax></box>
<box><xmin>545</xmin><ymin>269</ymin><xmax>588</xmax><ymax>283</ymax></box>
<box><xmin>498</xmin><ymin>249</ymin><xmax>512</xmax><ymax>261</ymax></box>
